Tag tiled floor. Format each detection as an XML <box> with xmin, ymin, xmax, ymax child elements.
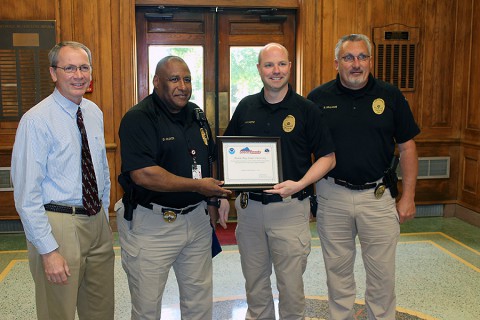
<box><xmin>0</xmin><ymin>217</ymin><xmax>479</xmax><ymax>320</ymax></box>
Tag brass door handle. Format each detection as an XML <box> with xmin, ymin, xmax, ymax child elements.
<box><xmin>205</xmin><ymin>91</ymin><xmax>229</xmax><ymax>135</ymax></box>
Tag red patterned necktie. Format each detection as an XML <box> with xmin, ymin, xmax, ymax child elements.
<box><xmin>76</xmin><ymin>107</ymin><xmax>101</xmax><ymax>216</ymax></box>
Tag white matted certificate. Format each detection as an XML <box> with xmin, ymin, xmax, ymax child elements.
<box><xmin>218</xmin><ymin>136</ymin><xmax>283</xmax><ymax>189</ymax></box>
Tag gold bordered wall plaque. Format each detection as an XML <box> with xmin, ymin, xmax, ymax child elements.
<box><xmin>0</xmin><ymin>20</ymin><xmax>56</xmax><ymax>120</ymax></box>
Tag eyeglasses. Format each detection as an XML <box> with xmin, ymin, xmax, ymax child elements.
<box><xmin>339</xmin><ymin>54</ymin><xmax>370</xmax><ymax>63</ymax></box>
<box><xmin>52</xmin><ymin>64</ymin><xmax>92</xmax><ymax>73</ymax></box>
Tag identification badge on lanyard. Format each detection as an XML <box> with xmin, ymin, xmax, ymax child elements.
<box><xmin>192</xmin><ymin>164</ymin><xmax>202</xmax><ymax>179</ymax></box>
<box><xmin>190</xmin><ymin>149</ymin><xmax>202</xmax><ymax>179</ymax></box>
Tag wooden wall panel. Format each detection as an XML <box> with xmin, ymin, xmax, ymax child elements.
<box><xmin>459</xmin><ymin>146</ymin><xmax>480</xmax><ymax>211</ymax></box>
<box><xmin>464</xmin><ymin>0</ymin><xmax>480</xmax><ymax>143</ymax></box>
<box><xmin>1</xmin><ymin>0</ymin><xmax>480</xmax><ymax>221</ymax></box>
<box><xmin>296</xmin><ymin>0</ymin><xmax>317</xmax><ymax>94</ymax></box>
<box><xmin>420</xmin><ymin>0</ymin><xmax>461</xmax><ymax>140</ymax></box>
<box><xmin>456</xmin><ymin>0</ymin><xmax>479</xmax><ymax>214</ymax></box>
<box><xmin>0</xmin><ymin>0</ymin><xmax>136</xmax><ymax>219</ymax></box>
<box><xmin>111</xmin><ymin>0</ymin><xmax>137</xmax><ymax>211</ymax></box>
<box><xmin>302</xmin><ymin>0</ymin><xmax>426</xmax><ymax>95</ymax></box>
<box><xmin>0</xmin><ymin>1</ymin><xmax>54</xmax><ymax>20</ymax></box>
<box><xmin>453</xmin><ymin>0</ymin><xmax>474</xmax><ymax>143</ymax></box>
<box><xmin>298</xmin><ymin>0</ymin><xmax>479</xmax><ymax>214</ymax></box>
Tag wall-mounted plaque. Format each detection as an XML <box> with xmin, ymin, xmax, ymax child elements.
<box><xmin>0</xmin><ymin>20</ymin><xmax>56</xmax><ymax>120</ymax></box>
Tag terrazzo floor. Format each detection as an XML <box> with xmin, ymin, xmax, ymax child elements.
<box><xmin>0</xmin><ymin>217</ymin><xmax>479</xmax><ymax>320</ymax></box>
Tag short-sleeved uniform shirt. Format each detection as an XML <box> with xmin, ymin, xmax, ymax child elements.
<box><xmin>224</xmin><ymin>85</ymin><xmax>335</xmax><ymax>195</ymax></box>
<box><xmin>307</xmin><ymin>74</ymin><xmax>420</xmax><ymax>185</ymax></box>
<box><xmin>119</xmin><ymin>92</ymin><xmax>213</xmax><ymax>208</ymax></box>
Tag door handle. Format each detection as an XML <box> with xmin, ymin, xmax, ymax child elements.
<box><xmin>205</xmin><ymin>91</ymin><xmax>229</xmax><ymax>135</ymax></box>
<box><xmin>218</xmin><ymin>91</ymin><xmax>229</xmax><ymax>131</ymax></box>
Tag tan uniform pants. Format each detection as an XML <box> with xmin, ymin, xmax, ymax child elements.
<box><xmin>316</xmin><ymin>178</ymin><xmax>400</xmax><ymax>320</ymax></box>
<box><xmin>235</xmin><ymin>197</ymin><xmax>311</xmax><ymax>320</ymax></box>
<box><xmin>28</xmin><ymin>208</ymin><xmax>115</xmax><ymax>320</ymax></box>
<box><xmin>117</xmin><ymin>202</ymin><xmax>212</xmax><ymax>320</ymax></box>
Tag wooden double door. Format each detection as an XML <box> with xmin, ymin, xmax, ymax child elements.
<box><xmin>136</xmin><ymin>6</ymin><xmax>296</xmax><ymax>136</ymax></box>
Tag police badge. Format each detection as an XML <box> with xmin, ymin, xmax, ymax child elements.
<box><xmin>163</xmin><ymin>210</ymin><xmax>177</xmax><ymax>223</ymax></box>
<box><xmin>374</xmin><ymin>184</ymin><xmax>386</xmax><ymax>199</ymax></box>
<box><xmin>372</xmin><ymin>98</ymin><xmax>385</xmax><ymax>115</ymax></box>
<box><xmin>282</xmin><ymin>115</ymin><xmax>295</xmax><ymax>133</ymax></box>
<box><xmin>240</xmin><ymin>192</ymin><xmax>249</xmax><ymax>209</ymax></box>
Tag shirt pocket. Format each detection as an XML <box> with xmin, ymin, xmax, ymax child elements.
<box><xmin>89</xmin><ymin>135</ymin><xmax>107</xmax><ymax>192</ymax></box>
<box><xmin>89</xmin><ymin>135</ymin><xmax>106</xmax><ymax>163</ymax></box>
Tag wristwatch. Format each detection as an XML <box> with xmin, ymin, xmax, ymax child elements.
<box><xmin>206</xmin><ymin>198</ymin><xmax>221</xmax><ymax>208</ymax></box>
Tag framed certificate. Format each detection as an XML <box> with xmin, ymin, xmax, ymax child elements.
<box><xmin>218</xmin><ymin>136</ymin><xmax>283</xmax><ymax>190</ymax></box>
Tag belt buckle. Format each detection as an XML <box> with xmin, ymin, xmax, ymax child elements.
<box><xmin>282</xmin><ymin>196</ymin><xmax>292</xmax><ymax>203</ymax></box>
<box><xmin>163</xmin><ymin>210</ymin><xmax>177</xmax><ymax>223</ymax></box>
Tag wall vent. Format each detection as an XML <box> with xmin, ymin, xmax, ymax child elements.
<box><xmin>0</xmin><ymin>167</ymin><xmax>13</xmax><ymax>191</ymax></box>
<box><xmin>397</xmin><ymin>157</ymin><xmax>450</xmax><ymax>180</ymax></box>
<box><xmin>415</xmin><ymin>205</ymin><xmax>444</xmax><ymax>217</ymax></box>
<box><xmin>0</xmin><ymin>220</ymin><xmax>23</xmax><ymax>233</ymax></box>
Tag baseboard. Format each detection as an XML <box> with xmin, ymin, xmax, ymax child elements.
<box><xmin>453</xmin><ymin>204</ymin><xmax>480</xmax><ymax>228</ymax></box>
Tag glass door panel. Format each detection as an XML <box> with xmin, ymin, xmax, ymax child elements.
<box><xmin>148</xmin><ymin>45</ymin><xmax>204</xmax><ymax>109</ymax></box>
<box><xmin>217</xmin><ymin>10</ymin><xmax>296</xmax><ymax>135</ymax></box>
<box><xmin>229</xmin><ymin>46</ymin><xmax>263</xmax><ymax>116</ymax></box>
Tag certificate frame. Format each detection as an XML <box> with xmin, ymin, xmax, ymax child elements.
<box><xmin>217</xmin><ymin>136</ymin><xmax>283</xmax><ymax>190</ymax></box>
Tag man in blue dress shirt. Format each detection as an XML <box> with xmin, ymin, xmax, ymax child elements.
<box><xmin>11</xmin><ymin>41</ymin><xmax>114</xmax><ymax>320</ymax></box>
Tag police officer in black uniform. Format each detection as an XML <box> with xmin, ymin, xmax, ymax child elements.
<box><xmin>224</xmin><ymin>43</ymin><xmax>336</xmax><ymax>320</ymax></box>
<box><xmin>307</xmin><ymin>34</ymin><xmax>420</xmax><ymax>320</ymax></box>
<box><xmin>117</xmin><ymin>56</ymin><xmax>230</xmax><ymax>320</ymax></box>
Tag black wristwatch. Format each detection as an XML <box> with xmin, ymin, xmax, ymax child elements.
<box><xmin>206</xmin><ymin>198</ymin><xmax>221</xmax><ymax>208</ymax></box>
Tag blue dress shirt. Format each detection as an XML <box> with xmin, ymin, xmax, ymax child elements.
<box><xmin>11</xmin><ymin>88</ymin><xmax>111</xmax><ymax>254</ymax></box>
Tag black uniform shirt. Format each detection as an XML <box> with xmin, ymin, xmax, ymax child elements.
<box><xmin>307</xmin><ymin>74</ymin><xmax>420</xmax><ymax>185</ymax></box>
<box><xmin>224</xmin><ymin>85</ymin><xmax>335</xmax><ymax>195</ymax></box>
<box><xmin>119</xmin><ymin>92</ymin><xmax>212</xmax><ymax>208</ymax></box>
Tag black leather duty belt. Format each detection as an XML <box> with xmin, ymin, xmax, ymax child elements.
<box><xmin>143</xmin><ymin>203</ymin><xmax>199</xmax><ymax>215</ymax></box>
<box><xmin>248</xmin><ymin>190</ymin><xmax>309</xmax><ymax>205</ymax></box>
<box><xmin>44</xmin><ymin>203</ymin><xmax>92</xmax><ymax>216</ymax></box>
<box><xmin>328</xmin><ymin>177</ymin><xmax>377</xmax><ymax>191</ymax></box>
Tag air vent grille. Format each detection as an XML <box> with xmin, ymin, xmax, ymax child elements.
<box><xmin>415</xmin><ymin>205</ymin><xmax>444</xmax><ymax>217</ymax></box>
<box><xmin>0</xmin><ymin>167</ymin><xmax>13</xmax><ymax>191</ymax></box>
<box><xmin>397</xmin><ymin>157</ymin><xmax>450</xmax><ymax>180</ymax></box>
